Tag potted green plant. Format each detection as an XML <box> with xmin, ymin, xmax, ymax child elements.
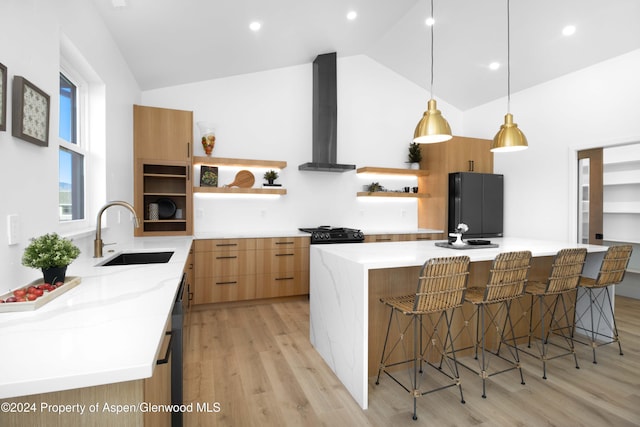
<box><xmin>408</xmin><ymin>142</ymin><xmax>422</xmax><ymax>169</ymax></box>
<box><xmin>22</xmin><ymin>233</ymin><xmax>81</xmax><ymax>284</ymax></box>
<box><xmin>263</xmin><ymin>170</ymin><xmax>279</xmax><ymax>185</ymax></box>
<box><xmin>367</xmin><ymin>182</ymin><xmax>383</xmax><ymax>192</ymax></box>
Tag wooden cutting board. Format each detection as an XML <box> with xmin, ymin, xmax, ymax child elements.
<box><xmin>225</xmin><ymin>170</ymin><xmax>255</xmax><ymax>188</ymax></box>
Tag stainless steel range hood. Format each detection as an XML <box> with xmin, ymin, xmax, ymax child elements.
<box><xmin>299</xmin><ymin>53</ymin><xmax>356</xmax><ymax>172</ymax></box>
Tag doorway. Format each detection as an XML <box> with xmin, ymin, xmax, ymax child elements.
<box><xmin>577</xmin><ymin>148</ymin><xmax>603</xmax><ymax>245</ymax></box>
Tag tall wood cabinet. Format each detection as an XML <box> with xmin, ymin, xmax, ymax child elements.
<box><xmin>133</xmin><ymin>105</ymin><xmax>193</xmax><ymax>236</ymax></box>
<box><xmin>418</xmin><ymin>136</ymin><xmax>493</xmax><ymax>238</ymax></box>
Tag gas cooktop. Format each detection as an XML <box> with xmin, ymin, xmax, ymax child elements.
<box><xmin>299</xmin><ymin>226</ymin><xmax>365</xmax><ymax>244</ymax></box>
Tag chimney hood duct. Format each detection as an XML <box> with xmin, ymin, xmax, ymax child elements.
<box><xmin>299</xmin><ymin>53</ymin><xmax>356</xmax><ymax>172</ymax></box>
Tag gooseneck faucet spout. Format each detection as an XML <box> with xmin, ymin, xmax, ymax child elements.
<box><xmin>94</xmin><ymin>201</ymin><xmax>140</xmax><ymax>258</ymax></box>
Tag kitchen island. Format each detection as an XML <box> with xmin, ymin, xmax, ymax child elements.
<box><xmin>0</xmin><ymin>236</ymin><xmax>193</xmax><ymax>425</ymax></box>
<box><xmin>309</xmin><ymin>237</ymin><xmax>608</xmax><ymax>409</ymax></box>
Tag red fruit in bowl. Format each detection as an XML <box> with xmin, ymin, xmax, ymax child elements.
<box><xmin>32</xmin><ymin>288</ymin><xmax>44</xmax><ymax>297</ymax></box>
<box><xmin>5</xmin><ymin>296</ymin><xmax>17</xmax><ymax>303</ymax></box>
<box><xmin>0</xmin><ymin>299</ymin><xmax>4</xmax><ymax>303</ymax></box>
<box><xmin>27</xmin><ymin>293</ymin><xmax>38</xmax><ymax>301</ymax></box>
<box><xmin>15</xmin><ymin>296</ymin><xmax>26</xmax><ymax>302</ymax></box>
<box><xmin>54</xmin><ymin>281</ymin><xmax>64</xmax><ymax>288</ymax></box>
<box><xmin>13</xmin><ymin>289</ymin><xmax>26</xmax><ymax>298</ymax></box>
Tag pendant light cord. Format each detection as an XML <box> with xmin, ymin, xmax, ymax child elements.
<box><xmin>429</xmin><ymin>0</ymin><xmax>434</xmax><ymax>98</ymax></box>
<box><xmin>507</xmin><ymin>0</ymin><xmax>511</xmax><ymax>113</ymax></box>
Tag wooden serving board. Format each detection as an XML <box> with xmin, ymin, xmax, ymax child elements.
<box><xmin>225</xmin><ymin>170</ymin><xmax>255</xmax><ymax>188</ymax></box>
<box><xmin>0</xmin><ymin>276</ymin><xmax>82</xmax><ymax>312</ymax></box>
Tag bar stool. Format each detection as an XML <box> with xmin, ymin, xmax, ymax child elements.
<box><xmin>375</xmin><ymin>256</ymin><xmax>470</xmax><ymax>421</ymax></box>
<box><xmin>514</xmin><ymin>248</ymin><xmax>587</xmax><ymax>379</ymax></box>
<box><xmin>452</xmin><ymin>251</ymin><xmax>532</xmax><ymax>398</ymax></box>
<box><xmin>573</xmin><ymin>245</ymin><xmax>633</xmax><ymax>364</ymax></box>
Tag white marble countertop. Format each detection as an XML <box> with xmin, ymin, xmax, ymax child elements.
<box><xmin>310</xmin><ymin>237</ymin><xmax>608</xmax><ymax>270</ymax></box>
<box><xmin>0</xmin><ymin>236</ymin><xmax>193</xmax><ymax>399</ymax></box>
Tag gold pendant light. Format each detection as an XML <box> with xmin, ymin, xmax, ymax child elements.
<box><xmin>413</xmin><ymin>0</ymin><xmax>452</xmax><ymax>144</ymax></box>
<box><xmin>492</xmin><ymin>0</ymin><xmax>528</xmax><ymax>152</ymax></box>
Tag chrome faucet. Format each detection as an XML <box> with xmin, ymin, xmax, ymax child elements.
<box><xmin>94</xmin><ymin>201</ymin><xmax>140</xmax><ymax>257</ymax></box>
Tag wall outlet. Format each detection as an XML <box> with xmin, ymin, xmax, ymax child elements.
<box><xmin>7</xmin><ymin>214</ymin><xmax>19</xmax><ymax>246</ymax></box>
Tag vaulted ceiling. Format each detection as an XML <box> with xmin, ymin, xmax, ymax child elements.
<box><xmin>92</xmin><ymin>0</ymin><xmax>640</xmax><ymax>111</ymax></box>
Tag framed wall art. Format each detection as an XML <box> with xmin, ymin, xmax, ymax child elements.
<box><xmin>200</xmin><ymin>165</ymin><xmax>219</xmax><ymax>187</ymax></box>
<box><xmin>0</xmin><ymin>62</ymin><xmax>6</xmax><ymax>132</ymax></box>
<box><xmin>12</xmin><ymin>75</ymin><xmax>50</xmax><ymax>146</ymax></box>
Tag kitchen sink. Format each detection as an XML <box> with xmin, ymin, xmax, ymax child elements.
<box><xmin>98</xmin><ymin>251</ymin><xmax>174</xmax><ymax>266</ymax></box>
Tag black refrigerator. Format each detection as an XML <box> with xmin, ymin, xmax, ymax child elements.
<box><xmin>448</xmin><ymin>172</ymin><xmax>504</xmax><ymax>238</ymax></box>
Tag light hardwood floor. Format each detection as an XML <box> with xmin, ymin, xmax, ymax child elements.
<box><xmin>184</xmin><ymin>296</ymin><xmax>640</xmax><ymax>426</ymax></box>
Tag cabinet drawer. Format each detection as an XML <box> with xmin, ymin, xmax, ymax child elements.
<box><xmin>256</xmin><ymin>247</ymin><xmax>309</xmax><ymax>274</ymax></box>
<box><xmin>255</xmin><ymin>273</ymin><xmax>309</xmax><ymax>299</ymax></box>
<box><xmin>194</xmin><ymin>275</ymin><xmax>256</xmax><ymax>304</ymax></box>
<box><xmin>255</xmin><ymin>237</ymin><xmax>309</xmax><ymax>250</ymax></box>
<box><xmin>194</xmin><ymin>238</ymin><xmax>256</xmax><ymax>252</ymax></box>
<box><xmin>195</xmin><ymin>251</ymin><xmax>255</xmax><ymax>278</ymax></box>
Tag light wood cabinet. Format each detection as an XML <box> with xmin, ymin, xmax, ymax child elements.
<box><xmin>255</xmin><ymin>237</ymin><xmax>310</xmax><ymax>299</ymax></box>
<box><xmin>133</xmin><ymin>105</ymin><xmax>194</xmax><ymax>236</ymax></box>
<box><xmin>418</xmin><ymin>136</ymin><xmax>493</xmax><ymax>238</ymax></box>
<box><xmin>364</xmin><ymin>233</ymin><xmax>435</xmax><ymax>243</ymax></box>
<box><xmin>193</xmin><ymin>239</ymin><xmax>257</xmax><ymax>304</ymax></box>
<box><xmin>134</xmin><ymin>104</ymin><xmax>192</xmax><ymax>162</ymax></box>
<box><xmin>193</xmin><ymin>237</ymin><xmax>310</xmax><ymax>304</ymax></box>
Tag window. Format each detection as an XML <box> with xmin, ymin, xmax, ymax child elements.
<box><xmin>58</xmin><ymin>34</ymin><xmax>106</xmax><ymax>233</ymax></box>
<box><xmin>58</xmin><ymin>71</ymin><xmax>85</xmax><ymax>221</ymax></box>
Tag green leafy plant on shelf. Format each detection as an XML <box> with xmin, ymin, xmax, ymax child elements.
<box><xmin>367</xmin><ymin>182</ymin><xmax>384</xmax><ymax>192</ymax></box>
<box><xmin>408</xmin><ymin>142</ymin><xmax>422</xmax><ymax>163</ymax></box>
<box><xmin>263</xmin><ymin>170</ymin><xmax>279</xmax><ymax>184</ymax></box>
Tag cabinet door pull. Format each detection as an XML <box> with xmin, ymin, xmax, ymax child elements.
<box><xmin>377</xmin><ymin>238</ymin><xmax>392</xmax><ymax>241</ymax></box>
<box><xmin>275</xmin><ymin>277</ymin><xmax>295</xmax><ymax>281</ymax></box>
<box><xmin>187</xmin><ymin>142</ymin><xmax>190</xmax><ymax>159</ymax></box>
<box><xmin>275</xmin><ymin>253</ymin><xmax>294</xmax><ymax>257</ymax></box>
<box><xmin>216</xmin><ymin>281</ymin><xmax>237</xmax><ymax>285</ymax></box>
<box><xmin>156</xmin><ymin>331</ymin><xmax>172</xmax><ymax>365</ymax></box>
<box><xmin>216</xmin><ymin>255</ymin><xmax>238</xmax><ymax>260</ymax></box>
<box><xmin>216</xmin><ymin>243</ymin><xmax>238</xmax><ymax>247</ymax></box>
<box><xmin>275</xmin><ymin>241</ymin><xmax>294</xmax><ymax>245</ymax></box>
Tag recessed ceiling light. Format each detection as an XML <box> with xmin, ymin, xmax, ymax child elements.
<box><xmin>249</xmin><ymin>21</ymin><xmax>261</xmax><ymax>31</ymax></box>
<box><xmin>111</xmin><ymin>0</ymin><xmax>127</xmax><ymax>7</ymax></box>
<box><xmin>347</xmin><ymin>11</ymin><xmax>357</xmax><ymax>20</ymax></box>
<box><xmin>489</xmin><ymin>62</ymin><xmax>500</xmax><ymax>70</ymax></box>
<box><xmin>425</xmin><ymin>17</ymin><xmax>435</xmax><ymax>26</ymax></box>
<box><xmin>562</xmin><ymin>25</ymin><xmax>576</xmax><ymax>36</ymax></box>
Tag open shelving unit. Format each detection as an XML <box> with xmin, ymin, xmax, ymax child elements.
<box><xmin>193</xmin><ymin>156</ymin><xmax>288</xmax><ymax>195</ymax></box>
<box><xmin>137</xmin><ymin>162</ymin><xmax>191</xmax><ymax>235</ymax></box>
<box><xmin>603</xmin><ymin>145</ymin><xmax>640</xmax><ymax>276</ymax></box>
<box><xmin>356</xmin><ymin>166</ymin><xmax>428</xmax><ymax>198</ymax></box>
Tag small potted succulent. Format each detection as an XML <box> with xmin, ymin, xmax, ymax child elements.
<box><xmin>367</xmin><ymin>182</ymin><xmax>384</xmax><ymax>192</ymax></box>
<box><xmin>408</xmin><ymin>142</ymin><xmax>422</xmax><ymax>169</ymax></box>
<box><xmin>22</xmin><ymin>233</ymin><xmax>81</xmax><ymax>284</ymax></box>
<box><xmin>263</xmin><ymin>170</ymin><xmax>279</xmax><ymax>185</ymax></box>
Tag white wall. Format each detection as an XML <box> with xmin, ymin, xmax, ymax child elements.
<box><xmin>142</xmin><ymin>55</ymin><xmax>463</xmax><ymax>233</ymax></box>
<box><xmin>464</xmin><ymin>49</ymin><xmax>640</xmax><ymax>241</ymax></box>
<box><xmin>0</xmin><ymin>0</ymin><xmax>140</xmax><ymax>294</ymax></box>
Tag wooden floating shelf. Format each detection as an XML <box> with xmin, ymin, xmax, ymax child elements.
<box><xmin>194</xmin><ymin>156</ymin><xmax>287</xmax><ymax>169</ymax></box>
<box><xmin>356</xmin><ymin>192</ymin><xmax>429</xmax><ymax>198</ymax></box>
<box><xmin>194</xmin><ymin>187</ymin><xmax>287</xmax><ymax>195</ymax></box>
<box><xmin>356</xmin><ymin>166</ymin><xmax>428</xmax><ymax>176</ymax></box>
